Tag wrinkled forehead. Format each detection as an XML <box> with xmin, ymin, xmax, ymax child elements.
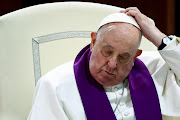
<box><xmin>97</xmin><ymin>22</ymin><xmax>141</xmax><ymax>40</ymax></box>
<box><xmin>96</xmin><ymin>22</ymin><xmax>142</xmax><ymax>52</ymax></box>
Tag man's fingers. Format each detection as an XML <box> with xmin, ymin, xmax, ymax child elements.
<box><xmin>120</xmin><ymin>7</ymin><xmax>140</xmax><ymax>14</ymax></box>
<box><xmin>126</xmin><ymin>10</ymin><xmax>139</xmax><ymax>18</ymax></box>
<box><xmin>125</xmin><ymin>7</ymin><xmax>140</xmax><ymax>12</ymax></box>
<box><xmin>119</xmin><ymin>7</ymin><xmax>142</xmax><ymax>24</ymax></box>
<box><xmin>119</xmin><ymin>9</ymin><xmax>125</xmax><ymax>13</ymax></box>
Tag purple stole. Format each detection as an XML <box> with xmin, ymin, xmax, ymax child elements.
<box><xmin>74</xmin><ymin>44</ymin><xmax>162</xmax><ymax>120</ymax></box>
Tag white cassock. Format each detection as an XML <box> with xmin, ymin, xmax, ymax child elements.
<box><xmin>27</xmin><ymin>36</ymin><xmax>180</xmax><ymax>120</ymax></box>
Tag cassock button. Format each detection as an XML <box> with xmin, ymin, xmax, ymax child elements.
<box><xmin>124</xmin><ymin>112</ymin><xmax>130</xmax><ymax>116</ymax></box>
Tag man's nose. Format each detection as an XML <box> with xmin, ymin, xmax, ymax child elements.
<box><xmin>108</xmin><ymin>56</ymin><xmax>117</xmax><ymax>69</ymax></box>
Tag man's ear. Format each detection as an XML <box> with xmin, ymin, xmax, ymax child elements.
<box><xmin>90</xmin><ymin>32</ymin><xmax>97</xmax><ymax>52</ymax></box>
<box><xmin>134</xmin><ymin>49</ymin><xmax>142</xmax><ymax>60</ymax></box>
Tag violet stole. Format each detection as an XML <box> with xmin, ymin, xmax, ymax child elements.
<box><xmin>74</xmin><ymin>44</ymin><xmax>162</xmax><ymax>120</ymax></box>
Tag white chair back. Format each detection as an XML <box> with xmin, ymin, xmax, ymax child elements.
<box><xmin>0</xmin><ymin>2</ymin><xmax>159</xmax><ymax>120</ymax></box>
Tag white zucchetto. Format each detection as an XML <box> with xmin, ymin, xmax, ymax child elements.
<box><xmin>98</xmin><ymin>13</ymin><xmax>141</xmax><ymax>30</ymax></box>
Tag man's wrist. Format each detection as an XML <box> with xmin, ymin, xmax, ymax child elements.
<box><xmin>158</xmin><ymin>35</ymin><xmax>173</xmax><ymax>50</ymax></box>
<box><xmin>148</xmin><ymin>28</ymin><xmax>166</xmax><ymax>47</ymax></box>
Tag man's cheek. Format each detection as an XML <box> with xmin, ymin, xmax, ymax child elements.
<box><xmin>125</xmin><ymin>61</ymin><xmax>134</xmax><ymax>73</ymax></box>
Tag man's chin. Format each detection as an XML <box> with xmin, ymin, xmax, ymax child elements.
<box><xmin>96</xmin><ymin>78</ymin><xmax>117</xmax><ymax>86</ymax></box>
<box><xmin>95</xmin><ymin>76</ymin><xmax>125</xmax><ymax>86</ymax></box>
<box><xmin>93</xmin><ymin>73</ymin><xmax>117</xmax><ymax>86</ymax></box>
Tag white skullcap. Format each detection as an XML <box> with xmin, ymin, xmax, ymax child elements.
<box><xmin>98</xmin><ymin>13</ymin><xmax>141</xmax><ymax>31</ymax></box>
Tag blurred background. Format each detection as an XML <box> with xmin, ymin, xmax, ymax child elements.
<box><xmin>0</xmin><ymin>0</ymin><xmax>179</xmax><ymax>36</ymax></box>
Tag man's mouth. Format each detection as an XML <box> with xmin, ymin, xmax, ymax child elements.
<box><xmin>105</xmin><ymin>71</ymin><xmax>114</xmax><ymax>75</ymax></box>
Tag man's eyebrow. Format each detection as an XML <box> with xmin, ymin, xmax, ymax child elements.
<box><xmin>102</xmin><ymin>44</ymin><xmax>131</xmax><ymax>56</ymax></box>
<box><xmin>102</xmin><ymin>44</ymin><xmax>114</xmax><ymax>49</ymax></box>
<box><xmin>120</xmin><ymin>52</ymin><xmax>130</xmax><ymax>56</ymax></box>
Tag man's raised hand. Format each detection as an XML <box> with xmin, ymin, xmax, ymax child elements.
<box><xmin>120</xmin><ymin>7</ymin><xmax>166</xmax><ymax>47</ymax></box>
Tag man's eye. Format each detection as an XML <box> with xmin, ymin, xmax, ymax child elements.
<box><xmin>101</xmin><ymin>50</ymin><xmax>113</xmax><ymax>57</ymax></box>
<box><xmin>118</xmin><ymin>55</ymin><xmax>130</xmax><ymax>63</ymax></box>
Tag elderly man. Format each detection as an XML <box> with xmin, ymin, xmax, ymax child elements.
<box><xmin>28</xmin><ymin>7</ymin><xmax>180</xmax><ymax>120</ymax></box>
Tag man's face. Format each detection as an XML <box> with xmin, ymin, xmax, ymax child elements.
<box><xmin>89</xmin><ymin>23</ymin><xmax>142</xmax><ymax>86</ymax></box>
